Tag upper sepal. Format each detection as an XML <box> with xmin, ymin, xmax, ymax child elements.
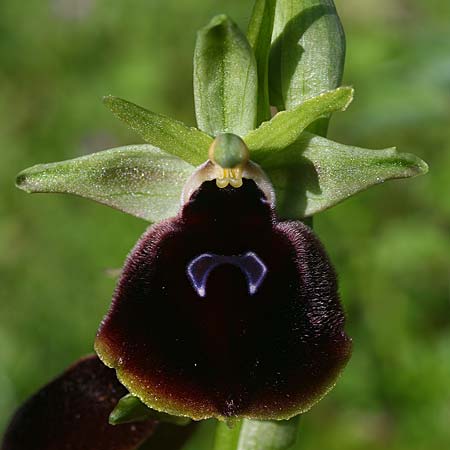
<box><xmin>194</xmin><ymin>15</ymin><xmax>258</xmax><ymax>137</ymax></box>
<box><xmin>1</xmin><ymin>355</ymin><xmax>155</xmax><ymax>450</ymax></box>
<box><xmin>16</xmin><ymin>145</ymin><xmax>194</xmax><ymax>223</ymax></box>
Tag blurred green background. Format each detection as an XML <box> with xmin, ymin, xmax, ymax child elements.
<box><xmin>0</xmin><ymin>0</ymin><xmax>449</xmax><ymax>448</ymax></box>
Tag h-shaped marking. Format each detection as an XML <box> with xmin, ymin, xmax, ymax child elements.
<box><xmin>186</xmin><ymin>252</ymin><xmax>267</xmax><ymax>298</ymax></box>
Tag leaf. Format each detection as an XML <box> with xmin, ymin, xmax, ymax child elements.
<box><xmin>103</xmin><ymin>96</ymin><xmax>212</xmax><ymax>166</ymax></box>
<box><xmin>16</xmin><ymin>145</ymin><xmax>195</xmax><ymax>223</ymax></box>
<box><xmin>247</xmin><ymin>0</ymin><xmax>277</xmax><ymax>125</ymax></box>
<box><xmin>194</xmin><ymin>15</ymin><xmax>258</xmax><ymax>137</ymax></box>
<box><xmin>259</xmin><ymin>132</ymin><xmax>429</xmax><ymax>218</ymax></box>
<box><xmin>212</xmin><ymin>418</ymin><xmax>299</xmax><ymax>450</ymax></box>
<box><xmin>110</xmin><ymin>394</ymin><xmax>190</xmax><ymax>426</ymax></box>
<box><xmin>244</xmin><ymin>87</ymin><xmax>353</xmax><ymax>159</ymax></box>
<box><xmin>269</xmin><ymin>0</ymin><xmax>346</xmax><ymax>111</ymax></box>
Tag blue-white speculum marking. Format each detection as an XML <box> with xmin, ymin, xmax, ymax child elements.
<box><xmin>187</xmin><ymin>252</ymin><xmax>267</xmax><ymax>298</ymax></box>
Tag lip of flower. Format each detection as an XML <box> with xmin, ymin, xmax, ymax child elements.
<box><xmin>94</xmin><ymin>133</ymin><xmax>352</xmax><ymax>421</ymax></box>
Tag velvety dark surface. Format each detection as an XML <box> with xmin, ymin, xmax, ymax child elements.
<box><xmin>95</xmin><ymin>180</ymin><xmax>351</xmax><ymax>419</ymax></box>
<box><xmin>1</xmin><ymin>355</ymin><xmax>156</xmax><ymax>450</ymax></box>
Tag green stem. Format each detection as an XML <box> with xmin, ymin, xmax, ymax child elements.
<box><xmin>212</xmin><ymin>421</ymin><xmax>242</xmax><ymax>450</ymax></box>
<box><xmin>213</xmin><ymin>418</ymin><xmax>300</xmax><ymax>450</ymax></box>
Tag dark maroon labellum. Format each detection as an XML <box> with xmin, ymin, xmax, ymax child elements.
<box><xmin>95</xmin><ymin>179</ymin><xmax>351</xmax><ymax>420</ymax></box>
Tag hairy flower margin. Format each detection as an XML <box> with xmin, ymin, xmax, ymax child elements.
<box><xmin>3</xmin><ymin>0</ymin><xmax>427</xmax><ymax>449</ymax></box>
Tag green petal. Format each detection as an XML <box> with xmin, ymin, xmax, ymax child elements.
<box><xmin>269</xmin><ymin>0</ymin><xmax>345</xmax><ymax>113</ymax></box>
<box><xmin>260</xmin><ymin>132</ymin><xmax>428</xmax><ymax>218</ymax></box>
<box><xmin>247</xmin><ymin>0</ymin><xmax>277</xmax><ymax>126</ymax></box>
<box><xmin>110</xmin><ymin>394</ymin><xmax>190</xmax><ymax>426</ymax></box>
<box><xmin>103</xmin><ymin>96</ymin><xmax>212</xmax><ymax>166</ymax></box>
<box><xmin>244</xmin><ymin>87</ymin><xmax>353</xmax><ymax>159</ymax></box>
<box><xmin>16</xmin><ymin>145</ymin><xmax>194</xmax><ymax>222</ymax></box>
<box><xmin>194</xmin><ymin>15</ymin><xmax>258</xmax><ymax>137</ymax></box>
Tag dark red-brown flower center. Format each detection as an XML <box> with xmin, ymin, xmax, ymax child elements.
<box><xmin>95</xmin><ymin>179</ymin><xmax>351</xmax><ymax>420</ymax></box>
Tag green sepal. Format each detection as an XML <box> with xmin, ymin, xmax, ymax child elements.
<box><xmin>213</xmin><ymin>417</ymin><xmax>300</xmax><ymax>450</ymax></box>
<box><xmin>261</xmin><ymin>132</ymin><xmax>429</xmax><ymax>218</ymax></box>
<box><xmin>269</xmin><ymin>0</ymin><xmax>346</xmax><ymax>112</ymax></box>
<box><xmin>194</xmin><ymin>15</ymin><xmax>258</xmax><ymax>137</ymax></box>
<box><xmin>109</xmin><ymin>394</ymin><xmax>191</xmax><ymax>426</ymax></box>
<box><xmin>16</xmin><ymin>145</ymin><xmax>194</xmax><ymax>223</ymax></box>
<box><xmin>247</xmin><ymin>0</ymin><xmax>277</xmax><ymax>126</ymax></box>
<box><xmin>244</xmin><ymin>87</ymin><xmax>353</xmax><ymax>160</ymax></box>
<box><xmin>103</xmin><ymin>96</ymin><xmax>212</xmax><ymax>166</ymax></box>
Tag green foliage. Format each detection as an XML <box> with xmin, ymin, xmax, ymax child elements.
<box><xmin>110</xmin><ymin>394</ymin><xmax>190</xmax><ymax>426</ymax></box>
<box><xmin>247</xmin><ymin>0</ymin><xmax>277</xmax><ymax>125</ymax></box>
<box><xmin>109</xmin><ymin>394</ymin><xmax>153</xmax><ymax>425</ymax></box>
<box><xmin>16</xmin><ymin>145</ymin><xmax>194</xmax><ymax>223</ymax></box>
<box><xmin>21</xmin><ymin>85</ymin><xmax>428</xmax><ymax>224</ymax></box>
<box><xmin>262</xmin><ymin>133</ymin><xmax>428</xmax><ymax>218</ymax></box>
<box><xmin>194</xmin><ymin>15</ymin><xmax>258</xmax><ymax>137</ymax></box>
<box><xmin>104</xmin><ymin>96</ymin><xmax>212</xmax><ymax>166</ymax></box>
<box><xmin>23</xmin><ymin>65</ymin><xmax>427</xmax><ymax>228</ymax></box>
<box><xmin>269</xmin><ymin>0</ymin><xmax>345</xmax><ymax>110</ymax></box>
<box><xmin>244</xmin><ymin>86</ymin><xmax>353</xmax><ymax>158</ymax></box>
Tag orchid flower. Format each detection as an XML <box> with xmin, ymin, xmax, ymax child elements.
<box><xmin>2</xmin><ymin>1</ymin><xmax>427</xmax><ymax>449</ymax></box>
